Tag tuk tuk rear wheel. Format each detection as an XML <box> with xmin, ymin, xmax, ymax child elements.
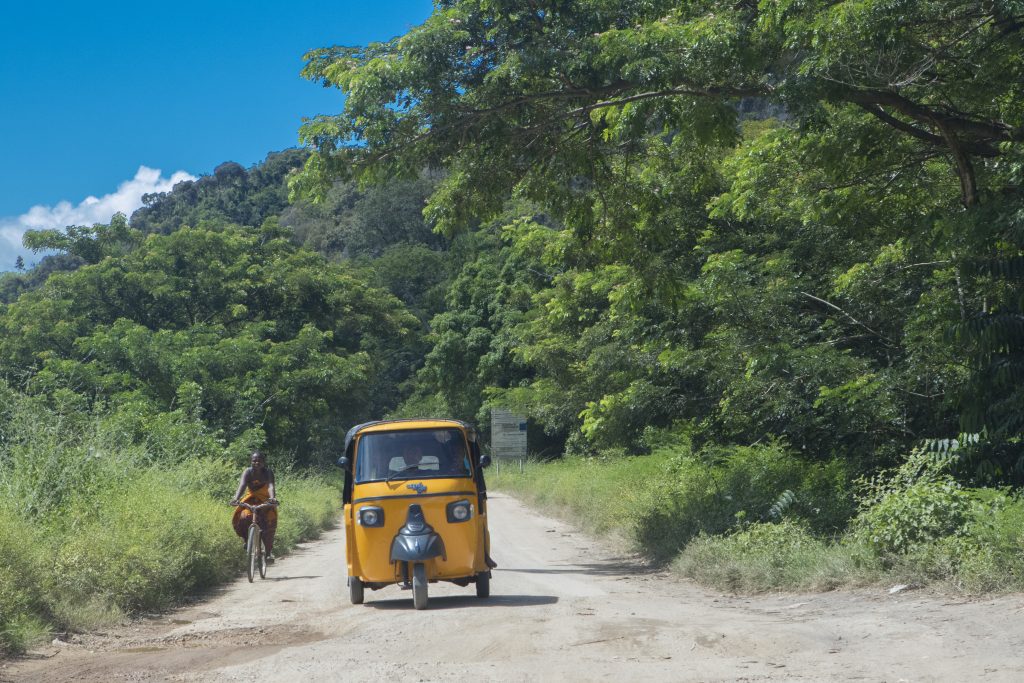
<box><xmin>475</xmin><ymin>571</ymin><xmax>490</xmax><ymax>598</ymax></box>
<box><xmin>412</xmin><ymin>563</ymin><xmax>428</xmax><ymax>610</ymax></box>
<box><xmin>349</xmin><ymin>576</ymin><xmax>364</xmax><ymax>605</ymax></box>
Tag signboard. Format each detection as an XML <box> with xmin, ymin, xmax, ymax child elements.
<box><xmin>490</xmin><ymin>408</ymin><xmax>527</xmax><ymax>459</ymax></box>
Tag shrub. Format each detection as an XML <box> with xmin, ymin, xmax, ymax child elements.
<box><xmin>847</xmin><ymin>451</ymin><xmax>1024</xmax><ymax>593</ymax></box>
<box><xmin>674</xmin><ymin>520</ymin><xmax>880</xmax><ymax>593</ymax></box>
<box><xmin>854</xmin><ymin>479</ymin><xmax>972</xmax><ymax>556</ymax></box>
<box><xmin>0</xmin><ymin>398</ymin><xmax>105</xmax><ymax>517</ymax></box>
<box><xmin>50</xmin><ymin>469</ymin><xmax>239</xmax><ymax>613</ymax></box>
<box><xmin>0</xmin><ymin>505</ymin><xmax>51</xmax><ymax>654</ymax></box>
<box><xmin>881</xmin><ymin>490</ymin><xmax>1024</xmax><ymax>593</ymax></box>
<box><xmin>634</xmin><ymin>442</ymin><xmax>854</xmax><ymax>560</ymax></box>
<box><xmin>272</xmin><ymin>473</ymin><xmax>339</xmax><ymax>549</ymax></box>
<box><xmin>852</xmin><ymin>449</ymin><xmax>976</xmax><ymax>558</ymax></box>
<box><xmin>490</xmin><ymin>453</ymin><xmax>672</xmax><ymax>543</ymax></box>
<box><xmin>494</xmin><ymin>442</ymin><xmax>856</xmax><ymax>563</ymax></box>
<box><xmin>47</xmin><ymin>467</ymin><xmax>339</xmax><ymax>615</ymax></box>
<box><xmin>0</xmin><ymin>452</ymin><xmax>340</xmax><ymax>653</ymax></box>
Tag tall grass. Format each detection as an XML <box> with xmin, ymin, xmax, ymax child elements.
<box><xmin>0</xmin><ymin>505</ymin><xmax>51</xmax><ymax>652</ymax></box>
<box><xmin>0</xmin><ymin>393</ymin><xmax>340</xmax><ymax>656</ymax></box>
<box><xmin>674</xmin><ymin>522</ymin><xmax>881</xmax><ymax>592</ymax></box>
<box><xmin>492</xmin><ymin>454</ymin><xmax>671</xmax><ymax>544</ymax></box>
<box><xmin>492</xmin><ymin>446</ymin><xmax>1024</xmax><ymax>595</ymax></box>
<box><xmin>491</xmin><ymin>442</ymin><xmax>853</xmax><ymax>561</ymax></box>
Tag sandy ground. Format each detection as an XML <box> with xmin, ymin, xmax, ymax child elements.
<box><xmin>4</xmin><ymin>492</ymin><xmax>1024</xmax><ymax>682</ymax></box>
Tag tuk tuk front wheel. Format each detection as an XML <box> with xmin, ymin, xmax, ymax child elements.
<box><xmin>349</xmin><ymin>576</ymin><xmax>364</xmax><ymax>605</ymax></box>
<box><xmin>475</xmin><ymin>571</ymin><xmax>490</xmax><ymax>598</ymax></box>
<box><xmin>412</xmin><ymin>563</ymin><xmax>428</xmax><ymax>610</ymax></box>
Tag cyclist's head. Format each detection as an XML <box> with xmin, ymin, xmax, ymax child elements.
<box><xmin>250</xmin><ymin>450</ymin><xmax>266</xmax><ymax>468</ymax></box>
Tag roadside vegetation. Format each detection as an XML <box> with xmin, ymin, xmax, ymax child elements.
<box><xmin>292</xmin><ymin>0</ymin><xmax>1023</xmax><ymax>597</ymax></box>
<box><xmin>3</xmin><ymin>0</ymin><xmax>1023</xmax><ymax>655</ymax></box>
<box><xmin>493</xmin><ymin>448</ymin><xmax>1024</xmax><ymax>595</ymax></box>
<box><xmin>0</xmin><ymin>388</ymin><xmax>337</xmax><ymax>655</ymax></box>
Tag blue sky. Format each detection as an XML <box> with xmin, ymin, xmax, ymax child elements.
<box><xmin>0</xmin><ymin>0</ymin><xmax>433</xmax><ymax>267</ymax></box>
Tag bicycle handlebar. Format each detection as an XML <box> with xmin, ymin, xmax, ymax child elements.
<box><xmin>230</xmin><ymin>500</ymin><xmax>280</xmax><ymax>510</ymax></box>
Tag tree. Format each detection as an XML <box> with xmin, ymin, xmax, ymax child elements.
<box><xmin>296</xmin><ymin>0</ymin><xmax>1023</xmax><ymax>478</ymax></box>
<box><xmin>131</xmin><ymin>150</ymin><xmax>308</xmax><ymax>235</ymax></box>
<box><xmin>282</xmin><ymin>174</ymin><xmax>445</xmax><ymax>259</ymax></box>
<box><xmin>296</xmin><ymin>0</ymin><xmax>1022</xmax><ymax>222</ymax></box>
<box><xmin>0</xmin><ymin>219</ymin><xmax>420</xmax><ymax>464</ymax></box>
<box><xmin>22</xmin><ymin>212</ymin><xmax>141</xmax><ymax>265</ymax></box>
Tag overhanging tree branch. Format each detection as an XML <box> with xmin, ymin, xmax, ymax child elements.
<box><xmin>800</xmin><ymin>291</ymin><xmax>898</xmax><ymax>348</ymax></box>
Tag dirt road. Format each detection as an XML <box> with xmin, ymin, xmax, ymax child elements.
<box><xmin>5</xmin><ymin>492</ymin><xmax>1024</xmax><ymax>682</ymax></box>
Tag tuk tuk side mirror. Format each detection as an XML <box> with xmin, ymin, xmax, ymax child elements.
<box><xmin>336</xmin><ymin>456</ymin><xmax>351</xmax><ymax>470</ymax></box>
<box><xmin>479</xmin><ymin>454</ymin><xmax>492</xmax><ymax>468</ymax></box>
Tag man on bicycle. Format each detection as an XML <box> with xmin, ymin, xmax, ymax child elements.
<box><xmin>230</xmin><ymin>450</ymin><xmax>278</xmax><ymax>562</ymax></box>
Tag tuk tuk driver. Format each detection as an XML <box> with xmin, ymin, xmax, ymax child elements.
<box><xmin>397</xmin><ymin>442</ymin><xmax>454</xmax><ymax>474</ymax></box>
<box><xmin>400</xmin><ymin>443</ymin><xmax>426</xmax><ymax>470</ymax></box>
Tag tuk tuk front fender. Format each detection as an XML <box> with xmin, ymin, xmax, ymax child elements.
<box><xmin>390</xmin><ymin>532</ymin><xmax>447</xmax><ymax>563</ymax></box>
<box><xmin>390</xmin><ymin>503</ymin><xmax>447</xmax><ymax>562</ymax></box>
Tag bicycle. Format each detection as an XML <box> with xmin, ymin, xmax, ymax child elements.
<box><xmin>231</xmin><ymin>500</ymin><xmax>279</xmax><ymax>582</ymax></box>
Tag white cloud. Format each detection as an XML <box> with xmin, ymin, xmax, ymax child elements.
<box><xmin>0</xmin><ymin>166</ymin><xmax>196</xmax><ymax>270</ymax></box>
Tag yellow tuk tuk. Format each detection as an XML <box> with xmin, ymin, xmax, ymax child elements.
<box><xmin>337</xmin><ymin>419</ymin><xmax>493</xmax><ymax>609</ymax></box>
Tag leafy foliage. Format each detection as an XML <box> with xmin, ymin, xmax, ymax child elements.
<box><xmin>298</xmin><ymin>0</ymin><xmax>1022</xmax><ymax>221</ymax></box>
<box><xmin>2</xmin><ymin>219</ymin><xmax>419</xmax><ymax>464</ymax></box>
<box><xmin>675</xmin><ymin>520</ymin><xmax>879</xmax><ymax>593</ymax></box>
<box><xmin>131</xmin><ymin>150</ymin><xmax>308</xmax><ymax>235</ymax></box>
<box><xmin>0</xmin><ymin>384</ymin><xmax>340</xmax><ymax>654</ymax></box>
<box><xmin>3</xmin><ymin>1</ymin><xmax>1024</xmax><ymax>629</ymax></box>
<box><xmin>853</xmin><ymin>449</ymin><xmax>979</xmax><ymax>556</ymax></box>
<box><xmin>949</xmin><ymin>195</ymin><xmax>1024</xmax><ymax>480</ymax></box>
<box><xmin>283</xmin><ymin>174</ymin><xmax>445</xmax><ymax>259</ymax></box>
<box><xmin>293</xmin><ymin>0</ymin><xmax>1023</xmax><ymax>487</ymax></box>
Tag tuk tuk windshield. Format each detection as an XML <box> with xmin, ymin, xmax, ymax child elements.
<box><xmin>355</xmin><ymin>428</ymin><xmax>471</xmax><ymax>483</ymax></box>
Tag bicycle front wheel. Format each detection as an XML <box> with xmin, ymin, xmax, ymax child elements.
<box><xmin>258</xmin><ymin>532</ymin><xmax>267</xmax><ymax>579</ymax></box>
<box><xmin>247</xmin><ymin>525</ymin><xmax>259</xmax><ymax>583</ymax></box>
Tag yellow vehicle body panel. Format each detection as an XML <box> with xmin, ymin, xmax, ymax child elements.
<box><xmin>344</xmin><ymin>419</ymin><xmax>489</xmax><ymax>585</ymax></box>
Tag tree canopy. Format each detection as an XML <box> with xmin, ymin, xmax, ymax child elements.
<box><xmin>2</xmin><ymin>219</ymin><xmax>418</xmax><ymax>464</ymax></box>
<box><xmin>4</xmin><ymin>0</ymin><xmax>1021</xmax><ymax>479</ymax></box>
<box><xmin>296</xmin><ymin>0</ymin><xmax>1024</xmax><ymax>480</ymax></box>
<box><xmin>296</xmin><ymin>0</ymin><xmax>1023</xmax><ymax>223</ymax></box>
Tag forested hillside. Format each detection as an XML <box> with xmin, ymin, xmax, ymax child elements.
<box><xmin>2</xmin><ymin>0</ymin><xmax>1022</xmax><ymax>655</ymax></box>
<box><xmin>293</xmin><ymin>0</ymin><xmax>1022</xmax><ymax>477</ymax></box>
<box><xmin>290</xmin><ymin>0</ymin><xmax>1023</xmax><ymax>590</ymax></box>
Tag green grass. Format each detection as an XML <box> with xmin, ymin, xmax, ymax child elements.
<box><xmin>492</xmin><ymin>443</ymin><xmax>854</xmax><ymax>562</ymax></box>
<box><xmin>674</xmin><ymin>521</ymin><xmax>881</xmax><ymax>592</ymax></box>
<box><xmin>0</xmin><ymin>392</ymin><xmax>343</xmax><ymax>656</ymax></box>
<box><xmin>884</xmin><ymin>490</ymin><xmax>1024</xmax><ymax>594</ymax></box>
<box><xmin>492</xmin><ymin>450</ymin><xmax>1024</xmax><ymax>596</ymax></box>
<box><xmin>0</xmin><ymin>461</ymin><xmax>339</xmax><ymax>656</ymax></box>
<box><xmin>491</xmin><ymin>454</ymin><xmax>672</xmax><ymax>547</ymax></box>
<box><xmin>0</xmin><ymin>505</ymin><xmax>52</xmax><ymax>652</ymax></box>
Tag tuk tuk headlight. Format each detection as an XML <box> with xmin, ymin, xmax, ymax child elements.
<box><xmin>446</xmin><ymin>499</ymin><xmax>472</xmax><ymax>523</ymax></box>
<box><xmin>358</xmin><ymin>506</ymin><xmax>384</xmax><ymax>527</ymax></box>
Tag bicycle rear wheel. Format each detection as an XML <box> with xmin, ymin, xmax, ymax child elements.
<box><xmin>247</xmin><ymin>525</ymin><xmax>259</xmax><ymax>583</ymax></box>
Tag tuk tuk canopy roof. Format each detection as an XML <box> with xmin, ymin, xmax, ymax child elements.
<box><xmin>343</xmin><ymin>418</ymin><xmax>476</xmax><ymax>458</ymax></box>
